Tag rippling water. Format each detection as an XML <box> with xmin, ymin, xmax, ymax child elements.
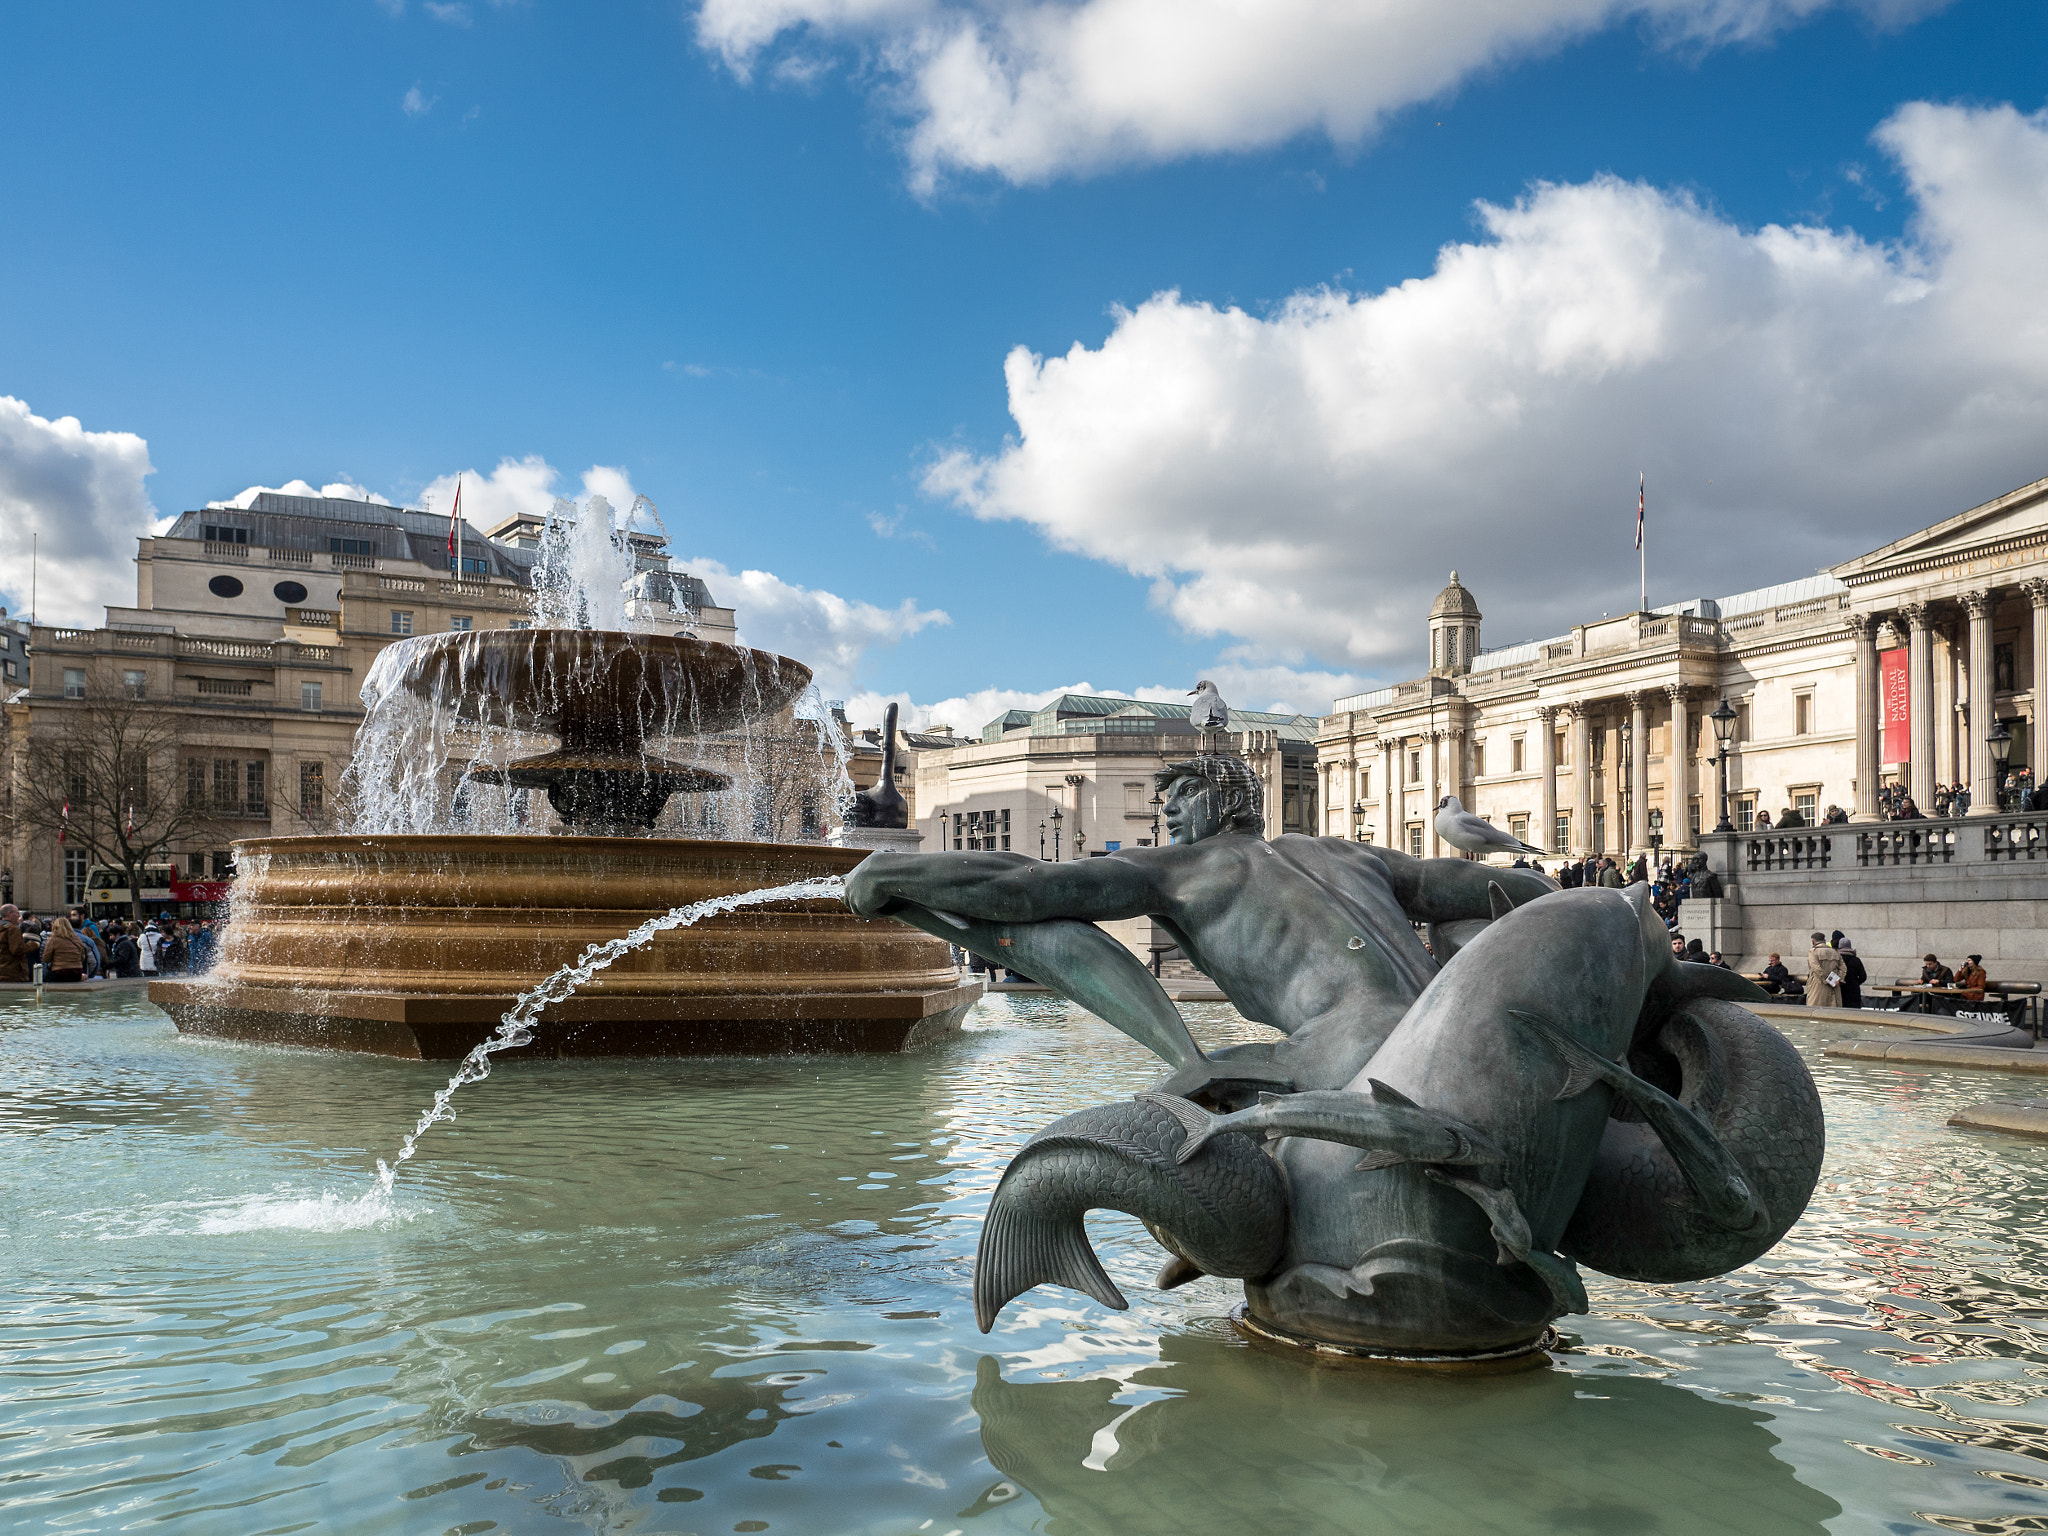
<box><xmin>5</xmin><ymin>987</ymin><xmax>2048</xmax><ymax>1535</ymax></box>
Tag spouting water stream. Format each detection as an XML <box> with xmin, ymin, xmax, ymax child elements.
<box><xmin>371</xmin><ymin>875</ymin><xmax>847</xmax><ymax>1196</ymax></box>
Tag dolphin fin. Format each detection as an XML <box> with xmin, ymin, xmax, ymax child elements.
<box><xmin>1136</xmin><ymin>1092</ymin><xmax>1217</xmax><ymax>1164</ymax></box>
<box><xmin>1155</xmin><ymin>1254</ymin><xmax>1205</xmax><ymax>1291</ymax></box>
<box><xmin>1424</xmin><ymin>1168</ymin><xmax>1534</xmax><ymax>1263</ymax></box>
<box><xmin>1521</xmin><ymin>1249</ymin><xmax>1590</xmax><ymax>1315</ymax></box>
<box><xmin>1365</xmin><ymin>1078</ymin><xmax>1420</xmax><ymax>1109</ymax></box>
<box><xmin>926</xmin><ymin>907</ymin><xmax>972</xmax><ymax>931</ymax></box>
<box><xmin>1664</xmin><ymin>961</ymin><xmax>1773</xmax><ymax>1008</ymax></box>
<box><xmin>1487</xmin><ymin>881</ymin><xmax>1515</xmax><ymax>921</ymax></box>
<box><xmin>1352</xmin><ymin>1149</ymin><xmax>1410</xmax><ymax>1171</ymax></box>
<box><xmin>1256</xmin><ymin>1091</ymin><xmax>1287</xmax><ymax>1107</ymax></box>
<box><xmin>1511</xmin><ymin>1009</ymin><xmax>1620</xmax><ymax>1101</ymax></box>
<box><xmin>974</xmin><ymin>1184</ymin><xmax>1126</xmax><ymax>1332</ymax></box>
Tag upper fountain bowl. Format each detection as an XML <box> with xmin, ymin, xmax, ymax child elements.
<box><xmin>374</xmin><ymin>629</ymin><xmax>813</xmax><ymax>742</ymax></box>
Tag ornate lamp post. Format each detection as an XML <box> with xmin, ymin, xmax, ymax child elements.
<box><xmin>1050</xmin><ymin>805</ymin><xmax>1063</xmax><ymax>863</ymax></box>
<box><xmin>1038</xmin><ymin>819</ymin><xmax>1047</xmax><ymax>860</ymax></box>
<box><xmin>1709</xmin><ymin>697</ymin><xmax>1738</xmax><ymax>833</ymax></box>
<box><xmin>1989</xmin><ymin>719</ymin><xmax>2014</xmax><ymax>810</ymax></box>
<box><xmin>1647</xmin><ymin>806</ymin><xmax>1664</xmax><ymax>862</ymax></box>
<box><xmin>1149</xmin><ymin>788</ymin><xmax>1164</xmax><ymax>846</ymax></box>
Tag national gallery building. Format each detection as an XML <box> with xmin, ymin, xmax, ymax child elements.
<box><xmin>1317</xmin><ymin>473</ymin><xmax>2048</xmax><ymax>861</ymax></box>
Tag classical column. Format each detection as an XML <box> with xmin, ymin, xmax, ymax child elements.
<box><xmin>1536</xmin><ymin>705</ymin><xmax>1558</xmax><ymax>856</ymax></box>
<box><xmin>1965</xmin><ymin>589</ymin><xmax>1997</xmax><ymax>815</ymax></box>
<box><xmin>2030</xmin><ymin>581</ymin><xmax>2048</xmax><ymax>792</ymax></box>
<box><xmin>1665</xmin><ymin>687</ymin><xmax>1691</xmax><ymax>842</ymax></box>
<box><xmin>1425</xmin><ymin>729</ymin><xmax>1442</xmax><ymax>855</ymax></box>
<box><xmin>1905</xmin><ymin>602</ymin><xmax>1935</xmax><ymax>812</ymax></box>
<box><xmin>1570</xmin><ymin>705</ymin><xmax>1593</xmax><ymax>855</ymax></box>
<box><xmin>1628</xmin><ymin>692</ymin><xmax>1650</xmax><ymax>855</ymax></box>
<box><xmin>1381</xmin><ymin>738</ymin><xmax>1397</xmax><ymax>848</ymax></box>
<box><xmin>1848</xmin><ymin>612</ymin><xmax>1880</xmax><ymax>822</ymax></box>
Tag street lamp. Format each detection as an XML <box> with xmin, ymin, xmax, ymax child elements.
<box><xmin>1050</xmin><ymin>805</ymin><xmax>1063</xmax><ymax>863</ymax></box>
<box><xmin>1648</xmin><ymin>806</ymin><xmax>1664</xmax><ymax>859</ymax></box>
<box><xmin>1038</xmin><ymin>819</ymin><xmax>1047</xmax><ymax>860</ymax></box>
<box><xmin>1989</xmin><ymin>718</ymin><xmax>2014</xmax><ymax>809</ymax></box>
<box><xmin>1708</xmin><ymin>697</ymin><xmax>1738</xmax><ymax>832</ymax></box>
<box><xmin>1618</xmin><ymin>714</ymin><xmax>1634</xmax><ymax>853</ymax></box>
<box><xmin>1149</xmin><ymin>788</ymin><xmax>1164</xmax><ymax>846</ymax></box>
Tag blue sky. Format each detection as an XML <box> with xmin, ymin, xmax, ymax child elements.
<box><xmin>3</xmin><ymin>0</ymin><xmax>2045</xmax><ymax>729</ymax></box>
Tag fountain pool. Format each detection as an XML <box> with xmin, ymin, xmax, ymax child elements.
<box><xmin>6</xmin><ymin>989</ymin><xmax>2048</xmax><ymax>1535</ymax></box>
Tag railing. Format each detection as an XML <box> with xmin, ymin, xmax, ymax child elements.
<box><xmin>204</xmin><ymin>541</ymin><xmax>250</xmax><ymax>562</ymax></box>
<box><xmin>112</xmin><ymin>632</ymin><xmax>161</xmax><ymax>650</ymax></box>
<box><xmin>1544</xmin><ymin>642</ymin><xmax>1574</xmax><ymax>659</ymax></box>
<box><xmin>1725</xmin><ymin>613</ymin><xmax>1766</xmax><ymax>632</ymax></box>
<box><xmin>178</xmin><ymin>638</ymin><xmax>271</xmax><ymax>659</ymax></box>
<box><xmin>331</xmin><ymin>552</ymin><xmax>377</xmax><ymax>571</ymax></box>
<box><xmin>1747</xmin><ymin>834</ymin><xmax>1831</xmax><ymax>870</ymax></box>
<box><xmin>1857</xmin><ymin>824</ymin><xmax>1958</xmax><ymax>865</ymax></box>
<box><xmin>293</xmin><ymin>644</ymin><xmax>336</xmax><ymax>661</ymax></box>
<box><xmin>268</xmin><ymin>547</ymin><xmax>314</xmax><ymax>567</ymax></box>
<box><xmin>379</xmin><ymin>576</ymin><xmax>426</xmax><ymax>592</ymax></box>
<box><xmin>438</xmin><ymin>581</ymin><xmax>491</xmax><ymax>597</ymax></box>
<box><xmin>45</xmin><ymin>628</ymin><xmax>88</xmax><ymax>642</ymax></box>
<box><xmin>1987</xmin><ymin>816</ymin><xmax>2048</xmax><ymax>861</ymax></box>
<box><xmin>1639</xmin><ymin>618</ymin><xmax>1670</xmax><ymax>639</ymax></box>
<box><xmin>194</xmin><ymin>679</ymin><xmax>255</xmax><ymax>696</ymax></box>
<box><xmin>1680</xmin><ymin>616</ymin><xmax>1721</xmax><ymax>643</ymax></box>
<box><xmin>286</xmin><ymin>608</ymin><xmax>336</xmax><ymax>626</ymax></box>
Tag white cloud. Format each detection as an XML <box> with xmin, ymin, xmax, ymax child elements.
<box><xmin>924</xmin><ymin>100</ymin><xmax>2048</xmax><ymax>684</ymax></box>
<box><xmin>682</xmin><ymin>556</ymin><xmax>949</xmax><ymax>698</ymax></box>
<box><xmin>402</xmin><ymin>84</ymin><xmax>436</xmax><ymax>116</ymax></box>
<box><xmin>0</xmin><ymin>397</ymin><xmax>157</xmax><ymax>628</ymax></box>
<box><xmin>425</xmin><ymin>1</ymin><xmax>473</xmax><ymax>23</ymax></box>
<box><xmin>210</xmin><ymin>478</ymin><xmax>391</xmax><ymax>510</ymax></box>
<box><xmin>843</xmin><ymin>681</ymin><xmax>1097</xmax><ymax>734</ymax></box>
<box><xmin>696</xmin><ymin>0</ymin><xmax>1950</xmax><ymax>190</ymax></box>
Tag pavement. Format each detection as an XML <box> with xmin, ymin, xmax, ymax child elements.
<box><xmin>0</xmin><ymin>976</ymin><xmax>155</xmax><ymax>993</ymax></box>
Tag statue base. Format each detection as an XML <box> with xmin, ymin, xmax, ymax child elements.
<box><xmin>1230</xmin><ymin>1306</ymin><xmax>1557</xmax><ymax>1374</ymax></box>
<box><xmin>829</xmin><ymin>826</ymin><xmax>925</xmax><ymax>853</ymax></box>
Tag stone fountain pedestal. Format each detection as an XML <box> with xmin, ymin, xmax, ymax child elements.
<box><xmin>151</xmin><ymin>834</ymin><xmax>979</xmax><ymax>1060</ymax></box>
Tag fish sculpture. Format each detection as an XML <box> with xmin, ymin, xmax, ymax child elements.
<box><xmin>965</xmin><ymin>884</ymin><xmax>1825</xmax><ymax>1357</ymax></box>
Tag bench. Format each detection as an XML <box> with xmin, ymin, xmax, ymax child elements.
<box><xmin>1876</xmin><ymin>978</ymin><xmax>2042</xmax><ymax>1034</ymax></box>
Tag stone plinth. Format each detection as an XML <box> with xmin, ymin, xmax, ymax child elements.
<box><xmin>150</xmin><ymin>833</ymin><xmax>979</xmax><ymax>1060</ymax></box>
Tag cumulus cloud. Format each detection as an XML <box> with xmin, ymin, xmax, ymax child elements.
<box><xmin>697</xmin><ymin>0</ymin><xmax>1949</xmax><ymax>189</ymax></box>
<box><xmin>843</xmin><ymin>681</ymin><xmax>1096</xmax><ymax>735</ymax></box>
<box><xmin>0</xmin><ymin>398</ymin><xmax>158</xmax><ymax>627</ymax></box>
<box><xmin>210</xmin><ymin>478</ymin><xmax>391</xmax><ymax>509</ymax></box>
<box><xmin>924</xmin><ymin>100</ymin><xmax>2048</xmax><ymax>682</ymax></box>
<box><xmin>402</xmin><ymin>84</ymin><xmax>436</xmax><ymax>116</ymax></box>
<box><xmin>682</xmin><ymin>556</ymin><xmax>949</xmax><ymax>699</ymax></box>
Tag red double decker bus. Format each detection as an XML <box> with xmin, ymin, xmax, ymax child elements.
<box><xmin>84</xmin><ymin>863</ymin><xmax>232</xmax><ymax>922</ymax></box>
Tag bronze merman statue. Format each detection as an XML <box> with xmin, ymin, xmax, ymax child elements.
<box><xmin>845</xmin><ymin>753</ymin><xmax>1823</xmax><ymax>1360</ymax></box>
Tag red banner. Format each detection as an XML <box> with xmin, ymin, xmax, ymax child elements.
<box><xmin>1881</xmin><ymin>647</ymin><xmax>1910</xmax><ymax>765</ymax></box>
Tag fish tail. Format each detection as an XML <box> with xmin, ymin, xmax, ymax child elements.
<box><xmin>1136</xmin><ymin>1091</ymin><xmax>1218</xmax><ymax>1164</ymax></box>
<box><xmin>1510</xmin><ymin>1008</ymin><xmax>1620</xmax><ymax>1101</ymax></box>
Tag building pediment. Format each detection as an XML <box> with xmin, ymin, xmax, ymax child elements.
<box><xmin>1833</xmin><ymin>474</ymin><xmax>2048</xmax><ymax>592</ymax></box>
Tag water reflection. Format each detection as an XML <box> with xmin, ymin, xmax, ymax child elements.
<box><xmin>974</xmin><ymin>1340</ymin><xmax>1841</xmax><ymax>1536</ymax></box>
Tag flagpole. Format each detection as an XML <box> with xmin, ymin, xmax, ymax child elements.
<box><xmin>1638</xmin><ymin>472</ymin><xmax>1646</xmax><ymax>614</ymax></box>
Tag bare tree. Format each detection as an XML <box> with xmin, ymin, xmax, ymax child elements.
<box><xmin>14</xmin><ymin>680</ymin><xmax>234</xmax><ymax>917</ymax></box>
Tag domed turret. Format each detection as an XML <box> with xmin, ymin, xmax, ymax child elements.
<box><xmin>1428</xmin><ymin>571</ymin><xmax>1482</xmax><ymax>675</ymax></box>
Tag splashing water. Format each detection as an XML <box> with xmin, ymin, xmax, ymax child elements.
<box><xmin>371</xmin><ymin>875</ymin><xmax>847</xmax><ymax>1196</ymax></box>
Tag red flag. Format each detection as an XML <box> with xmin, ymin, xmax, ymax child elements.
<box><xmin>1635</xmin><ymin>473</ymin><xmax>1645</xmax><ymax>552</ymax></box>
<box><xmin>58</xmin><ymin>797</ymin><xmax>69</xmax><ymax>845</ymax></box>
<box><xmin>125</xmin><ymin>803</ymin><xmax>136</xmax><ymax>838</ymax></box>
<box><xmin>447</xmin><ymin>475</ymin><xmax>463</xmax><ymax>557</ymax></box>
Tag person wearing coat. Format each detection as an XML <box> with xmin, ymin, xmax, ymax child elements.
<box><xmin>1805</xmin><ymin>932</ymin><xmax>1843</xmax><ymax>1007</ymax></box>
<box><xmin>41</xmin><ymin>916</ymin><xmax>88</xmax><ymax>983</ymax></box>
<box><xmin>1833</xmin><ymin>935</ymin><xmax>1867</xmax><ymax>1010</ymax></box>
<box><xmin>110</xmin><ymin>923</ymin><xmax>141</xmax><ymax>979</ymax></box>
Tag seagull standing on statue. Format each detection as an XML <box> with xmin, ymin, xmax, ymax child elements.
<box><xmin>1434</xmin><ymin>794</ymin><xmax>1547</xmax><ymax>858</ymax></box>
<box><xmin>1189</xmin><ymin>679</ymin><xmax>1229</xmax><ymax>749</ymax></box>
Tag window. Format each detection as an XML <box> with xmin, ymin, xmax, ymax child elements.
<box><xmin>186</xmin><ymin>757</ymin><xmax>205</xmax><ymax>807</ymax></box>
<box><xmin>212</xmin><ymin>852</ymin><xmax>235</xmax><ymax>878</ymax></box>
<box><xmin>509</xmin><ymin>619</ymin><xmax>532</xmax><ymax>630</ymax></box>
<box><xmin>300</xmin><ymin>761</ymin><xmax>325</xmax><ymax>819</ymax></box>
<box><xmin>212</xmin><ymin>758</ymin><xmax>238</xmax><ymax>812</ymax></box>
<box><xmin>329</xmin><ymin>537</ymin><xmax>375</xmax><ymax>556</ymax></box>
<box><xmin>390</xmin><ymin>610</ymin><xmax>414</xmax><ymax>635</ymax></box>
<box><xmin>1736</xmin><ymin>795</ymin><xmax>1757</xmax><ymax>833</ymax></box>
<box><xmin>1511</xmin><ymin>736</ymin><xmax>1525</xmax><ymax>774</ymax></box>
<box><xmin>1689</xmin><ymin>798</ymin><xmax>1702</xmax><ymax>838</ymax></box>
<box><xmin>246</xmin><ymin>761</ymin><xmax>267</xmax><ymax>814</ymax></box>
<box><xmin>64</xmin><ymin>850</ymin><xmax>88</xmax><ymax>906</ymax></box>
<box><xmin>1794</xmin><ymin>693</ymin><xmax>1812</xmax><ymax>736</ymax></box>
<box><xmin>1509</xmin><ymin>814</ymin><xmax>1530</xmax><ymax>845</ymax></box>
<box><xmin>123</xmin><ymin>669</ymin><xmax>146</xmax><ymax>698</ymax></box>
<box><xmin>1794</xmin><ymin>790</ymin><xmax>1817</xmax><ymax>822</ymax></box>
<box><xmin>450</xmin><ymin>555</ymin><xmax>489</xmax><ymax>575</ymax></box>
<box><xmin>1358</xmin><ymin>766</ymin><xmax>1371</xmax><ymax>801</ymax></box>
<box><xmin>1592</xmin><ymin>811</ymin><xmax>1606</xmax><ymax>853</ymax></box>
<box><xmin>1554</xmin><ymin>813</ymin><xmax>1571</xmax><ymax>854</ymax></box>
<box><xmin>1408</xmin><ymin>750</ymin><xmax>1422</xmax><ymax>783</ymax></box>
<box><xmin>201</xmin><ymin>524</ymin><xmax>248</xmax><ymax>544</ymax></box>
<box><xmin>301</xmin><ymin>681</ymin><xmax>322</xmax><ymax>712</ymax></box>
<box><xmin>1408</xmin><ymin>823</ymin><xmax>1424</xmax><ymax>856</ymax></box>
<box><xmin>63</xmin><ymin>667</ymin><xmax>86</xmax><ymax>699</ymax></box>
<box><xmin>450</xmin><ymin>615</ymin><xmax>473</xmax><ymax>632</ymax></box>
<box><xmin>1473</xmin><ymin>742</ymin><xmax>1487</xmax><ymax>778</ymax></box>
<box><xmin>1734</xmin><ymin>701</ymin><xmax>1751</xmax><ymax>744</ymax></box>
<box><xmin>1556</xmin><ymin>730</ymin><xmax>1569</xmax><ymax>766</ymax></box>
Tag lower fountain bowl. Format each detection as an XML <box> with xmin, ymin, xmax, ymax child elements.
<box><xmin>150</xmin><ymin>834</ymin><xmax>979</xmax><ymax>1059</ymax></box>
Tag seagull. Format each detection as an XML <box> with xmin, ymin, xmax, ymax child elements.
<box><xmin>1188</xmin><ymin>679</ymin><xmax>1230</xmax><ymax>734</ymax></box>
<box><xmin>1434</xmin><ymin>795</ymin><xmax>1546</xmax><ymax>858</ymax></box>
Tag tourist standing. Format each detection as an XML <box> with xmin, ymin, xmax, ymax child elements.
<box><xmin>138</xmin><ymin>921</ymin><xmax>162</xmax><ymax>977</ymax></box>
<box><xmin>111</xmin><ymin>922</ymin><xmax>141</xmax><ymax>979</ymax></box>
<box><xmin>0</xmin><ymin>904</ymin><xmax>28</xmax><ymax>983</ymax></box>
<box><xmin>1804</xmin><ymin>932</ymin><xmax>1843</xmax><ymax>1008</ymax></box>
<box><xmin>1833</xmin><ymin>933</ymin><xmax>1867</xmax><ymax>1010</ymax></box>
<box><xmin>1598</xmin><ymin>859</ymin><xmax>1624</xmax><ymax>889</ymax></box>
<box><xmin>41</xmin><ymin>917</ymin><xmax>88</xmax><ymax>983</ymax></box>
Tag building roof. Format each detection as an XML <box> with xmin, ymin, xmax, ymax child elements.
<box><xmin>977</xmin><ymin>691</ymin><xmax>1319</xmax><ymax>746</ymax></box>
<box><xmin>167</xmin><ymin>493</ymin><xmax>531</xmax><ymax>584</ymax></box>
<box><xmin>1429</xmin><ymin>571</ymin><xmax>1482</xmax><ymax>620</ymax></box>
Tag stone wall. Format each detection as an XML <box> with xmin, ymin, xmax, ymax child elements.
<box><xmin>1679</xmin><ymin>823</ymin><xmax>2048</xmax><ymax>987</ymax></box>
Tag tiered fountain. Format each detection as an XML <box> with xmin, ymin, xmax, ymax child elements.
<box><xmin>150</xmin><ymin>496</ymin><xmax>977</xmax><ymax>1059</ymax></box>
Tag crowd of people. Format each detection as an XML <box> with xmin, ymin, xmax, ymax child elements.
<box><xmin>1877</xmin><ymin>773</ymin><xmax>2048</xmax><ymax>820</ymax></box>
<box><xmin>0</xmin><ymin>904</ymin><xmax>222</xmax><ymax>985</ymax></box>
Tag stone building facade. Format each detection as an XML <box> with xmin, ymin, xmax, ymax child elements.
<box><xmin>1318</xmin><ymin>473</ymin><xmax>2048</xmax><ymax>864</ymax></box>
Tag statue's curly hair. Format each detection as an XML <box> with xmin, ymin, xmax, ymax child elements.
<box><xmin>1152</xmin><ymin>755</ymin><xmax>1265</xmax><ymax>836</ymax></box>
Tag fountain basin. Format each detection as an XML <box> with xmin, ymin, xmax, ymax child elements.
<box><xmin>151</xmin><ymin>835</ymin><xmax>979</xmax><ymax>1059</ymax></box>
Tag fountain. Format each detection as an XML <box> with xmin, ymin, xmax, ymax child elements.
<box><xmin>150</xmin><ymin>495</ymin><xmax>977</xmax><ymax>1059</ymax></box>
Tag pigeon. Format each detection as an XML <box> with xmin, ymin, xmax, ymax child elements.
<box><xmin>1433</xmin><ymin>794</ymin><xmax>1546</xmax><ymax>858</ymax></box>
<box><xmin>1188</xmin><ymin>679</ymin><xmax>1230</xmax><ymax>734</ymax></box>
